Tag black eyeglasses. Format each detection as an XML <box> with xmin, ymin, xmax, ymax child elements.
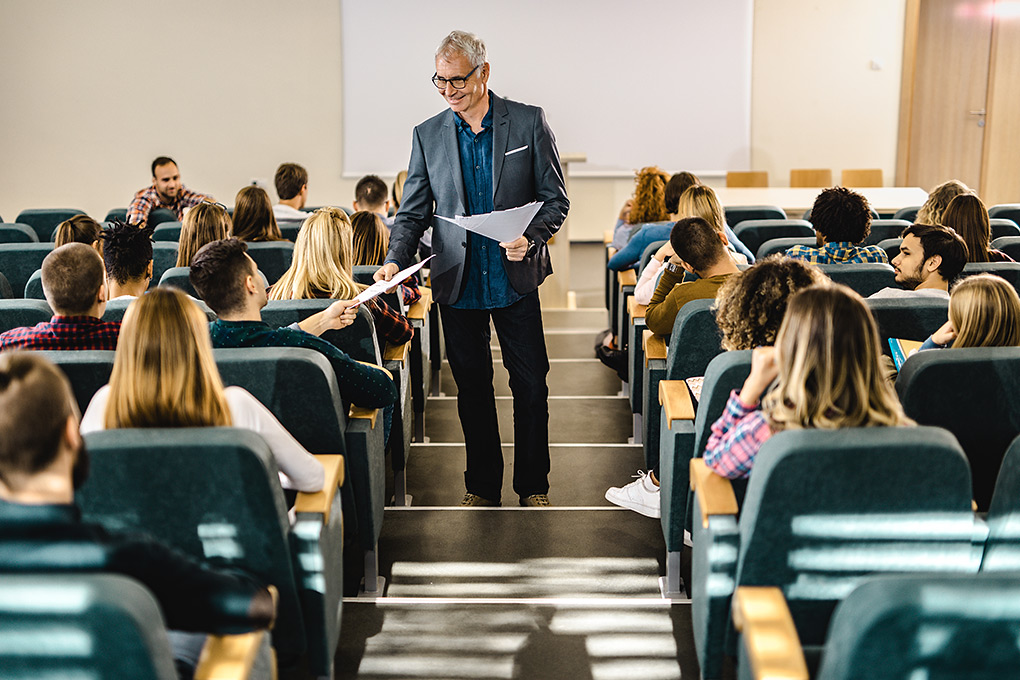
<box><xmin>432</xmin><ymin>64</ymin><xmax>480</xmax><ymax>90</ymax></box>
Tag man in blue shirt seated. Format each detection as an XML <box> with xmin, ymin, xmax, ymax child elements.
<box><xmin>786</xmin><ymin>186</ymin><xmax>889</xmax><ymax>265</ymax></box>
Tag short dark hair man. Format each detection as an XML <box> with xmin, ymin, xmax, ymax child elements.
<box><xmin>0</xmin><ymin>351</ymin><xmax>274</xmax><ymax>674</ymax></box>
<box><xmin>0</xmin><ymin>244</ymin><xmax>120</xmax><ymax>350</ymax></box>
<box><xmin>870</xmin><ymin>223</ymin><xmax>968</xmax><ymax>299</ymax></box>
<box><xmin>99</xmin><ymin>221</ymin><xmax>154</xmax><ymax>299</ymax></box>
<box><xmin>127</xmin><ymin>156</ymin><xmax>213</xmax><ymax>226</ymax></box>
<box><xmin>645</xmin><ymin>216</ymin><xmax>741</xmax><ymax>336</ymax></box>
<box><xmin>189</xmin><ymin>238</ymin><xmax>396</xmax><ymax>409</ymax></box>
<box><xmin>786</xmin><ymin>186</ymin><xmax>888</xmax><ymax>265</ymax></box>
<box><xmin>273</xmin><ymin>163</ymin><xmax>310</xmax><ymax>224</ymax></box>
<box><xmin>353</xmin><ymin>174</ymin><xmax>392</xmax><ymax>225</ymax></box>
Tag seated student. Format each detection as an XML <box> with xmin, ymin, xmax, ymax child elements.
<box><xmin>176</xmin><ymin>201</ymin><xmax>231</xmax><ymax>267</ymax></box>
<box><xmin>54</xmin><ymin>214</ymin><xmax>102</xmax><ymax>250</ymax></box>
<box><xmin>269</xmin><ymin>208</ymin><xmax>413</xmax><ymax>346</ymax></box>
<box><xmin>232</xmin><ymin>186</ymin><xmax>285</xmax><ymax>242</ymax></box>
<box><xmin>605</xmin><ymin>256</ymin><xmax>824</xmax><ymax>517</ymax></box>
<box><xmin>919</xmin><ymin>273</ymin><xmax>1020</xmax><ymax>351</ymax></box>
<box><xmin>786</xmin><ymin>187</ymin><xmax>888</xmax><ymax>264</ymax></box>
<box><xmin>351</xmin><ymin>210</ymin><xmax>421</xmax><ymax>306</ymax></box>
<box><xmin>272</xmin><ymin>163</ymin><xmax>310</xmax><ymax>224</ymax></box>
<box><xmin>0</xmin><ymin>244</ymin><xmax>119</xmax><ymax>350</ymax></box>
<box><xmin>610</xmin><ymin>166</ymin><xmax>672</xmax><ymax>250</ymax></box>
<box><xmin>189</xmin><ymin>238</ymin><xmax>397</xmax><ymax>410</ymax></box>
<box><xmin>0</xmin><ymin>352</ymin><xmax>275</xmax><ymax>678</ymax></box>
<box><xmin>940</xmin><ymin>192</ymin><xmax>1015</xmax><ymax>263</ymax></box>
<box><xmin>916</xmin><ymin>178</ymin><xmax>971</xmax><ymax>225</ymax></box>
<box><xmin>644</xmin><ymin>216</ymin><xmax>740</xmax><ymax>336</ymax></box>
<box><xmin>80</xmin><ymin>287</ymin><xmax>325</xmax><ymax>493</ymax></box>
<box><xmin>127</xmin><ymin>156</ymin><xmax>213</xmax><ymax>227</ymax></box>
<box><xmin>353</xmin><ymin>175</ymin><xmax>393</xmax><ymax>228</ymax></box>
<box><xmin>704</xmin><ymin>284</ymin><xmax>913</xmax><ymax>479</ymax></box>
<box><xmin>99</xmin><ymin>221</ymin><xmax>154</xmax><ymax>300</ymax></box>
<box><xmin>870</xmin><ymin>224</ymin><xmax>968</xmax><ymax>299</ymax></box>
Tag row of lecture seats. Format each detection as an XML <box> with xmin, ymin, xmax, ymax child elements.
<box><xmin>726</xmin><ymin>168</ymin><xmax>884</xmax><ymax>188</ymax></box>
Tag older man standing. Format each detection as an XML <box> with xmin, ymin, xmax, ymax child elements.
<box><xmin>376</xmin><ymin>30</ymin><xmax>569</xmax><ymax>507</ymax></box>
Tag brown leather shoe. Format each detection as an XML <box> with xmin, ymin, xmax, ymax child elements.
<box><xmin>519</xmin><ymin>494</ymin><xmax>551</xmax><ymax>507</ymax></box>
<box><xmin>460</xmin><ymin>492</ymin><xmax>500</xmax><ymax>507</ymax></box>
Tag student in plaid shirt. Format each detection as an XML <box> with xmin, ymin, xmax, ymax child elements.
<box><xmin>0</xmin><ymin>244</ymin><xmax>120</xmax><ymax>351</ymax></box>
<box><xmin>704</xmin><ymin>285</ymin><xmax>912</xmax><ymax>479</ymax></box>
<box><xmin>126</xmin><ymin>156</ymin><xmax>213</xmax><ymax>226</ymax></box>
<box><xmin>786</xmin><ymin>187</ymin><xmax>889</xmax><ymax>265</ymax></box>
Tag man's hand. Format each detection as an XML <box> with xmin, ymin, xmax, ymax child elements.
<box><xmin>298</xmin><ymin>300</ymin><xmax>360</xmax><ymax>336</ymax></box>
<box><xmin>618</xmin><ymin>199</ymin><xmax>633</xmax><ymax>223</ymax></box>
<box><xmin>374</xmin><ymin>262</ymin><xmax>400</xmax><ymax>282</ymax></box>
<box><xmin>500</xmin><ymin>236</ymin><xmax>529</xmax><ymax>262</ymax></box>
<box><xmin>654</xmin><ymin>242</ymin><xmax>674</xmax><ymax>263</ymax></box>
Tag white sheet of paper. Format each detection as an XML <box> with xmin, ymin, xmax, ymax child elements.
<box><xmin>354</xmin><ymin>256</ymin><xmax>434</xmax><ymax>305</ymax></box>
<box><xmin>436</xmin><ymin>201</ymin><xmax>543</xmax><ymax>243</ymax></box>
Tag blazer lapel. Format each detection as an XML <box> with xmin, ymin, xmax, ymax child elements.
<box><xmin>441</xmin><ymin>111</ymin><xmax>467</xmax><ymax>215</ymax></box>
<box><xmin>490</xmin><ymin>93</ymin><xmax>511</xmax><ymax>199</ymax></box>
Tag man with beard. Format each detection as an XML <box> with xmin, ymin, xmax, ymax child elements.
<box><xmin>870</xmin><ymin>223</ymin><xmax>968</xmax><ymax>299</ymax></box>
<box><xmin>127</xmin><ymin>156</ymin><xmax>213</xmax><ymax>226</ymax></box>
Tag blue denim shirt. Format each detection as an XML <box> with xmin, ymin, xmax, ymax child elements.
<box><xmin>451</xmin><ymin>104</ymin><xmax>522</xmax><ymax>310</ymax></box>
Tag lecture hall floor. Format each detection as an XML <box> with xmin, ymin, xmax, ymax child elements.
<box><xmin>336</xmin><ymin>243</ymin><xmax>700</xmax><ymax>679</ymax></box>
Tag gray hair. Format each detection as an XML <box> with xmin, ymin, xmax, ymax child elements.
<box><xmin>436</xmin><ymin>30</ymin><xmax>486</xmax><ymax>68</ymax></box>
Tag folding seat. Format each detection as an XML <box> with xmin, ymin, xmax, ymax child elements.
<box><xmin>0</xmin><ymin>573</ymin><xmax>267</xmax><ymax>680</ymax></box>
<box><xmin>990</xmin><ymin>235</ymin><xmax>1020</xmax><ymax>260</ymax></box>
<box><xmin>261</xmin><ymin>299</ymin><xmax>380</xmax><ymax>365</ymax></box>
<box><xmin>865</xmin><ymin>296</ymin><xmax>948</xmax><ymax>349</ymax></box>
<box><xmin>959</xmin><ymin>261</ymin><xmax>1020</xmax><ymax>291</ymax></box>
<box><xmin>0</xmin><ymin>298</ymin><xmax>52</xmax><ymax>333</ymax></box>
<box><xmin>80</xmin><ymin>427</ymin><xmax>342</xmax><ymax>677</ymax></box>
<box><xmin>897</xmin><ymin>346</ymin><xmax>1020</xmax><ymax>510</ymax></box>
<box><xmin>689</xmin><ymin>426</ymin><xmax>977</xmax><ymax>679</ymax></box>
<box><xmin>152</xmin><ymin>221</ymin><xmax>182</xmax><ymax>241</ymax></box>
<box><xmin>24</xmin><ymin>269</ymin><xmax>44</xmax><ymax>299</ymax></box>
<box><xmin>151</xmin><ymin>242</ymin><xmax>180</xmax><ymax>288</ymax></box>
<box><xmin>148</xmin><ymin>208</ymin><xmax>177</xmax><ymax>227</ymax></box>
<box><xmin>982</xmin><ymin>433</ymin><xmax>1020</xmax><ymax>572</ymax></box>
<box><xmin>877</xmin><ymin>237</ymin><xmax>901</xmax><ymax>262</ymax></box>
<box><xmin>245</xmin><ymin>241</ymin><xmax>295</xmax><ymax>285</ymax></box>
<box><xmin>988</xmin><ymin>203</ymin><xmax>1020</xmax><ymax>228</ymax></box>
<box><xmin>0</xmin><ymin>273</ymin><xmax>12</xmax><ymax>299</ymax></box>
<box><xmin>104</xmin><ymin>207</ymin><xmax>127</xmax><ymax>222</ymax></box>
<box><xmin>0</xmin><ymin>242</ymin><xmax>53</xmax><ymax>295</ymax></box>
<box><xmin>15</xmin><ymin>208</ymin><xmax>85</xmax><ymax>241</ymax></box>
<box><xmin>755</xmin><ymin>236</ymin><xmax>815</xmax><ymax>260</ymax></box>
<box><xmin>816</xmin><ymin>263</ymin><xmax>897</xmax><ymax>297</ymax></box>
<box><xmin>160</xmin><ymin>266</ymin><xmax>267</xmax><ymax>298</ymax></box>
<box><xmin>626</xmin><ymin>239</ymin><xmax>668</xmax><ymax>434</ymax></box>
<box><xmin>723</xmin><ymin>205</ymin><xmax>786</xmax><ymax>229</ymax></box>
<box><xmin>0</xmin><ymin>222</ymin><xmax>39</xmax><ymax>243</ymax></box>
<box><xmin>893</xmin><ymin>205</ymin><xmax>920</xmax><ymax>222</ymax></box>
<box><xmin>37</xmin><ymin>350</ymin><xmax>115</xmax><ymax>414</ymax></box>
<box><xmin>862</xmin><ymin>218</ymin><xmax>910</xmax><ymax>245</ymax></box>
<box><xmin>726</xmin><ymin>171</ymin><xmax>768</xmax><ymax>187</ymax></box>
<box><xmin>732</xmin><ymin>219</ymin><xmax>814</xmax><ymax>256</ymax></box>
<box><xmin>990</xmin><ymin>218</ymin><xmax>1020</xmax><ymax>240</ymax></box>
<box><xmin>277</xmin><ymin>220</ymin><xmax>305</xmax><ymax>241</ymax></box>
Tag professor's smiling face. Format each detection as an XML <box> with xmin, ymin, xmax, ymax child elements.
<box><xmin>435</xmin><ymin>52</ymin><xmax>489</xmax><ymax>119</ymax></box>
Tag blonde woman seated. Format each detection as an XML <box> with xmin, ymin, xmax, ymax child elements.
<box><xmin>269</xmin><ymin>207</ymin><xmax>413</xmax><ymax>346</ymax></box>
<box><xmin>232</xmin><ymin>185</ymin><xmax>286</xmax><ymax>243</ymax></box>
<box><xmin>80</xmin><ymin>287</ymin><xmax>324</xmax><ymax>493</ymax></box>
<box><xmin>919</xmin><ymin>274</ymin><xmax>1020</xmax><ymax>351</ymax></box>
<box><xmin>351</xmin><ymin>210</ymin><xmax>421</xmax><ymax>307</ymax></box>
<box><xmin>704</xmin><ymin>284</ymin><xmax>913</xmax><ymax>479</ymax></box>
<box><xmin>176</xmin><ymin>201</ymin><xmax>232</xmax><ymax>267</ymax></box>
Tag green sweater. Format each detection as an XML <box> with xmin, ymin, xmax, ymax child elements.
<box><xmin>645</xmin><ymin>270</ymin><xmax>732</xmax><ymax>336</ymax></box>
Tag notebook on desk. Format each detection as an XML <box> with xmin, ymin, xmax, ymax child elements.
<box><xmin>889</xmin><ymin>338</ymin><xmax>925</xmax><ymax>370</ymax></box>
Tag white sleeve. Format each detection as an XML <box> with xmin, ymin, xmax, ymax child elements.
<box><xmin>79</xmin><ymin>385</ymin><xmax>111</xmax><ymax>435</ymax></box>
<box><xmin>225</xmin><ymin>387</ymin><xmax>325</xmax><ymax>493</ymax></box>
<box><xmin>634</xmin><ymin>259</ymin><xmax>665</xmax><ymax>306</ymax></box>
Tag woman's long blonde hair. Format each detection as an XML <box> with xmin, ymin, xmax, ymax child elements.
<box><xmin>268</xmin><ymin>207</ymin><xmax>365</xmax><ymax>300</ymax></box>
<box><xmin>763</xmin><ymin>284</ymin><xmax>912</xmax><ymax>431</ymax></box>
<box><xmin>916</xmin><ymin>179</ymin><xmax>971</xmax><ymax>225</ymax></box>
<box><xmin>677</xmin><ymin>184</ymin><xmax>728</xmax><ymax>235</ymax></box>
<box><xmin>948</xmin><ymin>274</ymin><xmax>1020</xmax><ymax>348</ymax></box>
<box><xmin>177</xmin><ymin>202</ymin><xmax>231</xmax><ymax>267</ymax></box>
<box><xmin>105</xmin><ymin>287</ymin><xmax>232</xmax><ymax>429</ymax></box>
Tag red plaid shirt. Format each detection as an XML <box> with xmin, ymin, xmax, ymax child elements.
<box><xmin>126</xmin><ymin>185</ymin><xmax>211</xmax><ymax>226</ymax></box>
<box><xmin>0</xmin><ymin>316</ymin><xmax>120</xmax><ymax>351</ymax></box>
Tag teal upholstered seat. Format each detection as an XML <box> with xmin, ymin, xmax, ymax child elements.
<box><xmin>23</xmin><ymin>269</ymin><xmax>44</xmax><ymax>299</ymax></box>
<box><xmin>723</xmin><ymin>205</ymin><xmax>786</xmax><ymax>228</ymax></box>
<box><xmin>37</xmin><ymin>350</ymin><xmax>115</xmax><ymax>414</ymax></box>
<box><xmin>959</xmin><ymin>261</ymin><xmax>1020</xmax><ymax>291</ymax></box>
<box><xmin>147</xmin><ymin>208</ymin><xmax>177</xmax><ymax>227</ymax></box>
<box><xmin>877</xmin><ymin>237</ymin><xmax>902</xmax><ymax>262</ymax></box>
<box><xmin>160</xmin><ymin>266</ymin><xmax>267</xmax><ymax>299</ymax></box>
<box><xmin>862</xmin><ymin>218</ymin><xmax>910</xmax><ymax>245</ymax></box>
<box><xmin>990</xmin><ymin>218</ymin><xmax>1020</xmax><ymax>240</ymax></box>
<box><xmin>151</xmin><ymin>242</ymin><xmax>180</xmax><ymax>290</ymax></box>
<box><xmin>276</xmin><ymin>220</ymin><xmax>304</xmax><ymax>241</ymax></box>
<box><xmin>245</xmin><ymin>241</ymin><xmax>295</xmax><ymax>286</ymax></box>
<box><xmin>757</xmin><ymin>236</ymin><xmax>815</xmax><ymax>260</ymax></box>
<box><xmin>816</xmin><ymin>263</ymin><xmax>897</xmax><ymax>297</ymax></box>
<box><xmin>0</xmin><ymin>222</ymin><xmax>39</xmax><ymax>243</ymax></box>
<box><xmin>893</xmin><ymin>205</ymin><xmax>920</xmax><ymax>222</ymax></box>
<box><xmin>732</xmin><ymin>219</ymin><xmax>813</xmax><ymax>256</ymax></box>
<box><xmin>80</xmin><ymin>427</ymin><xmax>342</xmax><ymax>676</ymax></box>
<box><xmin>865</xmin><ymin>296</ymin><xmax>948</xmax><ymax>349</ymax></box>
<box><xmin>0</xmin><ymin>272</ymin><xmax>13</xmax><ymax>299</ymax></box>
<box><xmin>260</xmin><ymin>299</ymin><xmax>381</xmax><ymax>364</ymax></box>
<box><xmin>625</xmin><ymin>239</ymin><xmax>668</xmax><ymax>423</ymax></box>
<box><xmin>982</xmin><ymin>433</ymin><xmax>1020</xmax><ymax>572</ymax></box>
<box><xmin>104</xmin><ymin>207</ymin><xmax>128</xmax><ymax>222</ymax></box>
<box><xmin>0</xmin><ymin>243</ymin><xmax>54</xmax><ymax>296</ymax></box>
<box><xmin>991</xmin><ymin>235</ymin><xmax>1020</xmax><ymax>260</ymax></box>
<box><xmin>15</xmin><ymin>208</ymin><xmax>85</xmax><ymax>241</ymax></box>
<box><xmin>152</xmin><ymin>221</ymin><xmax>182</xmax><ymax>241</ymax></box>
<box><xmin>691</xmin><ymin>426</ymin><xmax>977</xmax><ymax>679</ymax></box>
<box><xmin>0</xmin><ymin>298</ymin><xmax>52</xmax><ymax>332</ymax></box>
<box><xmin>897</xmin><ymin>346</ymin><xmax>1020</xmax><ymax>510</ymax></box>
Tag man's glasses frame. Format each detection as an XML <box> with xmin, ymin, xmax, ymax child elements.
<box><xmin>432</xmin><ymin>64</ymin><xmax>480</xmax><ymax>90</ymax></box>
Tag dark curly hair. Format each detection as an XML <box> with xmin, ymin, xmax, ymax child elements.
<box><xmin>811</xmin><ymin>186</ymin><xmax>873</xmax><ymax>244</ymax></box>
<box><xmin>629</xmin><ymin>166</ymin><xmax>670</xmax><ymax>224</ymax></box>
<box><xmin>99</xmin><ymin>220</ymin><xmax>154</xmax><ymax>285</ymax></box>
<box><xmin>714</xmin><ymin>255</ymin><xmax>827</xmax><ymax>350</ymax></box>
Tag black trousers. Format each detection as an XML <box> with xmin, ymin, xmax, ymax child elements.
<box><xmin>439</xmin><ymin>291</ymin><xmax>550</xmax><ymax>502</ymax></box>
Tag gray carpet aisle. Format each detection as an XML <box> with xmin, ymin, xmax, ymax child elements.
<box><xmin>337</xmin><ymin>255</ymin><xmax>700</xmax><ymax>678</ymax></box>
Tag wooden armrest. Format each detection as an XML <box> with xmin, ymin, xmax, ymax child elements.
<box><xmin>608</xmin><ymin>247</ymin><xmax>617</xmax><ymax>259</ymax></box>
<box><xmin>294</xmin><ymin>454</ymin><xmax>345</xmax><ymax>521</ymax></box>
<box><xmin>194</xmin><ymin>629</ymin><xmax>267</xmax><ymax>680</ymax></box>
<box><xmin>604</xmin><ymin>230</ymin><xmax>613</xmax><ymax>245</ymax></box>
<box><xmin>356</xmin><ymin>359</ymin><xmax>392</xmax><ymax>380</ymax></box>
<box><xmin>690</xmin><ymin>459</ymin><xmax>738</xmax><ymax>528</ymax></box>
<box><xmin>348</xmin><ymin>406</ymin><xmax>379</xmax><ymax>428</ymax></box>
<box><xmin>628</xmin><ymin>297</ymin><xmax>647</xmax><ymax>319</ymax></box>
<box><xmin>384</xmin><ymin>341</ymin><xmax>410</xmax><ymax>364</ymax></box>
<box><xmin>659</xmin><ymin>380</ymin><xmax>695</xmax><ymax>427</ymax></box>
<box><xmin>407</xmin><ymin>287</ymin><xmax>432</xmax><ymax>320</ymax></box>
<box><xmin>732</xmin><ymin>587</ymin><xmax>809</xmax><ymax>680</ymax></box>
<box><xmin>644</xmin><ymin>330</ymin><xmax>667</xmax><ymax>362</ymax></box>
<box><xmin>618</xmin><ymin>269</ymin><xmax>637</xmax><ymax>287</ymax></box>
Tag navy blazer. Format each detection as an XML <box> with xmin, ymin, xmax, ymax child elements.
<box><xmin>387</xmin><ymin>92</ymin><xmax>570</xmax><ymax>305</ymax></box>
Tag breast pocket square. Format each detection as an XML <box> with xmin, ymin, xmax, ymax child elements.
<box><xmin>505</xmin><ymin>145</ymin><xmax>528</xmax><ymax>156</ymax></box>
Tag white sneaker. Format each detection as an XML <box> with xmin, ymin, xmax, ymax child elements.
<box><xmin>605</xmin><ymin>470</ymin><xmax>660</xmax><ymax>518</ymax></box>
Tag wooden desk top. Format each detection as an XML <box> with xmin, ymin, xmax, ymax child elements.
<box><xmin>713</xmin><ymin>187</ymin><xmax>928</xmax><ymax>214</ymax></box>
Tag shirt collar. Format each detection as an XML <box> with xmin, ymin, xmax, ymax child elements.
<box><xmin>0</xmin><ymin>497</ymin><xmax>79</xmax><ymax>527</ymax></box>
<box><xmin>454</xmin><ymin>101</ymin><xmax>493</xmax><ymax>135</ymax></box>
<box><xmin>212</xmin><ymin>319</ymin><xmax>272</xmax><ymax>329</ymax></box>
<box><xmin>50</xmin><ymin>316</ymin><xmax>104</xmax><ymax>325</ymax></box>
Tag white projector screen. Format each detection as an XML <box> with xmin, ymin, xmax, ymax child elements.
<box><xmin>340</xmin><ymin>0</ymin><xmax>752</xmax><ymax>177</ymax></box>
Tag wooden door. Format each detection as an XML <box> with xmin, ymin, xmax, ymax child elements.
<box><xmin>980</xmin><ymin>7</ymin><xmax>1020</xmax><ymax>205</ymax></box>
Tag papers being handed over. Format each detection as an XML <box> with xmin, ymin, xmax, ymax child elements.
<box><xmin>436</xmin><ymin>202</ymin><xmax>543</xmax><ymax>243</ymax></box>
<box><xmin>354</xmin><ymin>256</ymin><xmax>434</xmax><ymax>305</ymax></box>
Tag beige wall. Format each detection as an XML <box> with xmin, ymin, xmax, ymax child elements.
<box><xmin>0</xmin><ymin>0</ymin><xmax>907</xmax><ymax>241</ymax></box>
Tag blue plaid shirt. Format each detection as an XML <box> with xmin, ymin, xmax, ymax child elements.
<box><xmin>785</xmin><ymin>241</ymin><xmax>889</xmax><ymax>265</ymax></box>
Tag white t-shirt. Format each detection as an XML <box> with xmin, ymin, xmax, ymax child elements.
<box><xmin>868</xmin><ymin>287</ymin><xmax>950</xmax><ymax>300</ymax></box>
<box><xmin>272</xmin><ymin>204</ymin><xmax>309</xmax><ymax>223</ymax></box>
<box><xmin>80</xmin><ymin>384</ymin><xmax>324</xmax><ymax>492</ymax></box>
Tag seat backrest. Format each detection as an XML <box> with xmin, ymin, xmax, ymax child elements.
<box><xmin>990</xmin><ymin>218</ymin><xmax>1020</xmax><ymax>240</ymax></box>
<box><xmin>15</xmin><ymin>208</ymin><xmax>86</xmax><ymax>241</ymax></box>
<box><xmin>36</xmin><ymin>350</ymin><xmax>115</xmax><ymax>415</ymax></box>
<box><xmin>983</xmin><ymin>433</ymin><xmax>1020</xmax><ymax>572</ymax></box>
<box><xmin>0</xmin><ymin>272</ymin><xmax>13</xmax><ymax>300</ymax></box>
<box><xmin>0</xmin><ymin>298</ymin><xmax>53</xmax><ymax>333</ymax></box>
<box><xmin>866</xmin><ymin>296</ymin><xmax>948</xmax><ymax>345</ymax></box>
<box><xmin>665</xmin><ymin>298</ymin><xmax>724</xmax><ymax>381</ymax></box>
<box><xmin>23</xmin><ymin>269</ymin><xmax>44</xmax><ymax>299</ymax></box>
<box><xmin>817</xmin><ymin>574</ymin><xmax>1020</xmax><ymax>680</ymax></box>
<box><xmin>151</xmin><ymin>242</ymin><xmax>179</xmax><ymax>289</ymax></box>
<box><xmin>790</xmin><ymin>168</ymin><xmax>833</xmax><ymax>187</ymax></box>
<box><xmin>102</xmin><ymin>295</ymin><xmax>214</xmax><ymax>323</ymax></box>
<box><xmin>0</xmin><ymin>573</ymin><xmax>178</xmax><ymax>679</ymax></box>
<box><xmin>79</xmin><ymin>427</ymin><xmax>305</xmax><ymax>659</ymax></box>
<box><xmin>863</xmin><ymin>218</ymin><xmax>910</xmax><ymax>246</ymax></box>
<box><xmin>0</xmin><ymin>243</ymin><xmax>54</xmax><ymax>295</ymax></box>
<box><xmin>756</xmin><ymin>236</ymin><xmax>816</xmax><ymax>260</ymax></box>
<box><xmin>990</xmin><ymin>236</ymin><xmax>1020</xmax><ymax>261</ymax></box>
<box><xmin>736</xmin><ymin>426</ymin><xmax>975</xmax><ymax>646</ymax></box>
<box><xmin>840</xmin><ymin>168</ymin><xmax>883</xmax><ymax>187</ymax></box>
<box><xmin>893</xmin><ymin>206</ymin><xmax>920</xmax><ymax>222</ymax></box>
<box><xmin>105</xmin><ymin>207</ymin><xmax>128</xmax><ymax>222</ymax></box>
<box><xmin>245</xmin><ymin>241</ymin><xmax>295</xmax><ymax>285</ymax></box>
<box><xmin>897</xmin><ymin>347</ymin><xmax>1020</xmax><ymax>510</ymax></box>
<box><xmin>733</xmin><ymin>219</ymin><xmax>814</xmax><ymax>255</ymax></box>
<box><xmin>816</xmin><ymin>263</ymin><xmax>897</xmax><ymax>297</ymax></box>
<box><xmin>147</xmin><ymin>208</ymin><xmax>177</xmax><ymax>227</ymax></box>
<box><xmin>157</xmin><ymin>266</ymin><xmax>197</xmax><ymax>297</ymax></box>
<box><xmin>723</xmin><ymin>205</ymin><xmax>787</xmax><ymax>228</ymax></box>
<box><xmin>691</xmin><ymin>350</ymin><xmax>753</xmax><ymax>459</ymax></box>
<box><xmin>726</xmin><ymin>171</ymin><xmax>768</xmax><ymax>188</ymax></box>
<box><xmin>151</xmin><ymin>221</ymin><xmax>182</xmax><ymax>242</ymax></box>
<box><xmin>877</xmin><ymin>237</ymin><xmax>902</xmax><ymax>262</ymax></box>
<box><xmin>277</xmin><ymin>220</ymin><xmax>305</xmax><ymax>242</ymax></box>
<box><xmin>989</xmin><ymin>204</ymin><xmax>1020</xmax><ymax>227</ymax></box>
<box><xmin>0</xmin><ymin>223</ymin><xmax>39</xmax><ymax>243</ymax></box>
<box><xmin>260</xmin><ymin>300</ymin><xmax>381</xmax><ymax>364</ymax></box>
<box><xmin>959</xmin><ymin>261</ymin><xmax>1020</xmax><ymax>291</ymax></box>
